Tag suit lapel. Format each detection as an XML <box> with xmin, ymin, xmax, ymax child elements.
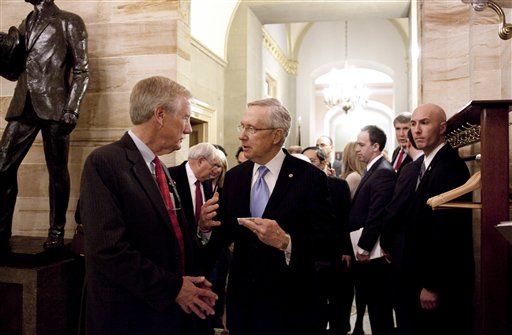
<box><xmin>27</xmin><ymin>4</ymin><xmax>59</xmax><ymax>51</ymax></box>
<box><xmin>352</xmin><ymin>156</ymin><xmax>383</xmax><ymax>201</ymax></box>
<box><xmin>416</xmin><ymin>144</ymin><xmax>449</xmax><ymax>192</ymax></box>
<box><xmin>262</xmin><ymin>154</ymin><xmax>296</xmax><ymax>217</ymax></box>
<box><xmin>121</xmin><ymin>134</ymin><xmax>173</xmax><ymax>232</ymax></box>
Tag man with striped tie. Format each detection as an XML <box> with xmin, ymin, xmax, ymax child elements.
<box><xmin>391</xmin><ymin>112</ymin><xmax>413</xmax><ymax>175</ymax></box>
<box><xmin>79</xmin><ymin>76</ymin><xmax>217</xmax><ymax>335</ymax></box>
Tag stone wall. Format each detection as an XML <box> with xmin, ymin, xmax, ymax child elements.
<box><xmin>0</xmin><ymin>0</ymin><xmax>188</xmax><ymax>238</ymax></box>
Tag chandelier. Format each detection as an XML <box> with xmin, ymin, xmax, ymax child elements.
<box><xmin>323</xmin><ymin>21</ymin><xmax>369</xmax><ymax>112</ymax></box>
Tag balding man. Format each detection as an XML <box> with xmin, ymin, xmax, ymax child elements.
<box><xmin>403</xmin><ymin>103</ymin><xmax>474</xmax><ymax>335</ymax></box>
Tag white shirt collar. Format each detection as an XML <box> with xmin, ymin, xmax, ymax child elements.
<box><xmin>366</xmin><ymin>153</ymin><xmax>384</xmax><ymax>171</ymax></box>
<box><xmin>252</xmin><ymin>149</ymin><xmax>286</xmax><ymax>194</ymax></box>
<box><xmin>185</xmin><ymin>161</ymin><xmax>198</xmax><ymax>186</ymax></box>
<box><xmin>128</xmin><ymin>130</ymin><xmax>155</xmax><ymax>172</ymax></box>
<box><xmin>424</xmin><ymin>142</ymin><xmax>446</xmax><ymax>170</ymax></box>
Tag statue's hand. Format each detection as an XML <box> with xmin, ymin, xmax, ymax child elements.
<box><xmin>62</xmin><ymin>111</ymin><xmax>78</xmax><ymax>125</ymax></box>
<box><xmin>59</xmin><ymin>111</ymin><xmax>78</xmax><ymax>135</ymax></box>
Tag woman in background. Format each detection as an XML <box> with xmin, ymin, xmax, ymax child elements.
<box><xmin>341</xmin><ymin>141</ymin><xmax>367</xmax><ymax>335</ymax></box>
<box><xmin>341</xmin><ymin>141</ymin><xmax>366</xmax><ymax>199</ymax></box>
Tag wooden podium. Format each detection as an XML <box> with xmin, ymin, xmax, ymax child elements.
<box><xmin>0</xmin><ymin>236</ymin><xmax>84</xmax><ymax>335</ymax></box>
<box><xmin>446</xmin><ymin>101</ymin><xmax>511</xmax><ymax>335</ymax></box>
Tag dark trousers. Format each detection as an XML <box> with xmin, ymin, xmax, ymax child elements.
<box><xmin>315</xmin><ymin>261</ymin><xmax>353</xmax><ymax>335</ymax></box>
<box><xmin>0</xmin><ymin>97</ymin><xmax>70</xmax><ymax>242</ymax></box>
<box><xmin>353</xmin><ymin>257</ymin><xmax>394</xmax><ymax>335</ymax></box>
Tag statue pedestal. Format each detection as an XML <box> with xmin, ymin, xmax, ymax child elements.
<box><xmin>0</xmin><ymin>236</ymin><xmax>84</xmax><ymax>335</ymax></box>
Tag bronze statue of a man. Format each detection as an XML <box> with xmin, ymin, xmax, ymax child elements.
<box><xmin>0</xmin><ymin>0</ymin><xmax>89</xmax><ymax>252</ymax></box>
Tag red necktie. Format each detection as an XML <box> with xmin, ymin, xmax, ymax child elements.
<box><xmin>194</xmin><ymin>180</ymin><xmax>203</xmax><ymax>226</ymax></box>
<box><xmin>153</xmin><ymin>157</ymin><xmax>185</xmax><ymax>271</ymax></box>
<box><xmin>394</xmin><ymin>148</ymin><xmax>405</xmax><ymax>172</ymax></box>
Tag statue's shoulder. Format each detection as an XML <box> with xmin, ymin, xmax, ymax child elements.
<box><xmin>59</xmin><ymin>9</ymin><xmax>86</xmax><ymax>26</ymax></box>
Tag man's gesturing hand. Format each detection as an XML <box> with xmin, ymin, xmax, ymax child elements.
<box><xmin>198</xmin><ymin>192</ymin><xmax>221</xmax><ymax>232</ymax></box>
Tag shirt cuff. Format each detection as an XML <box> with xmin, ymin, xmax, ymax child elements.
<box><xmin>197</xmin><ymin>228</ymin><xmax>212</xmax><ymax>245</ymax></box>
<box><xmin>357</xmin><ymin>246</ymin><xmax>370</xmax><ymax>255</ymax></box>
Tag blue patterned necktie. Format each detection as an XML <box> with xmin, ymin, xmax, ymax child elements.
<box><xmin>250</xmin><ymin>166</ymin><xmax>270</xmax><ymax>217</ymax></box>
<box><xmin>416</xmin><ymin>161</ymin><xmax>426</xmax><ymax>190</ymax></box>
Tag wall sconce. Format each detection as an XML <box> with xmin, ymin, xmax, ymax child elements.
<box><xmin>462</xmin><ymin>0</ymin><xmax>512</xmax><ymax>39</ymax></box>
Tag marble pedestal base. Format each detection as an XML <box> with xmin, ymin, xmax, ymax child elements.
<box><xmin>0</xmin><ymin>236</ymin><xmax>84</xmax><ymax>335</ymax></box>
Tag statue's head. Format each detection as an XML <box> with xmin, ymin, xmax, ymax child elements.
<box><xmin>25</xmin><ymin>0</ymin><xmax>51</xmax><ymax>5</ymax></box>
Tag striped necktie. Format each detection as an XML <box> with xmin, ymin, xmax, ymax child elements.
<box><xmin>250</xmin><ymin>166</ymin><xmax>270</xmax><ymax>218</ymax></box>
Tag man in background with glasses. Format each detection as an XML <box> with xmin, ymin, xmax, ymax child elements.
<box><xmin>169</xmin><ymin>142</ymin><xmax>220</xmax><ymax>237</ymax></box>
<box><xmin>200</xmin><ymin>98</ymin><xmax>337</xmax><ymax>335</ymax></box>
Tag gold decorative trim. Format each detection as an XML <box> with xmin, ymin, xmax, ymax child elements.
<box><xmin>262</xmin><ymin>29</ymin><xmax>298</xmax><ymax>76</ymax></box>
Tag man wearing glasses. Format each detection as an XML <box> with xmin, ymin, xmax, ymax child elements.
<box><xmin>200</xmin><ymin>98</ymin><xmax>336</xmax><ymax>335</ymax></box>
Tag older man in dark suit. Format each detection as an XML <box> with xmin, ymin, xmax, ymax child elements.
<box><xmin>404</xmin><ymin>103</ymin><xmax>474</xmax><ymax>335</ymax></box>
<box><xmin>349</xmin><ymin>125</ymin><xmax>396</xmax><ymax>335</ymax></box>
<box><xmin>169</xmin><ymin>142</ymin><xmax>219</xmax><ymax>236</ymax></box>
<box><xmin>200</xmin><ymin>98</ymin><xmax>335</xmax><ymax>335</ymax></box>
<box><xmin>0</xmin><ymin>0</ymin><xmax>89</xmax><ymax>250</ymax></box>
<box><xmin>79</xmin><ymin>76</ymin><xmax>217</xmax><ymax>335</ymax></box>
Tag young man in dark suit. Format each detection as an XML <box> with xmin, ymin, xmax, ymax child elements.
<box><xmin>79</xmin><ymin>76</ymin><xmax>217</xmax><ymax>335</ymax></box>
<box><xmin>404</xmin><ymin>103</ymin><xmax>474</xmax><ymax>335</ymax></box>
<box><xmin>390</xmin><ymin>113</ymin><xmax>413</xmax><ymax>175</ymax></box>
<box><xmin>200</xmin><ymin>98</ymin><xmax>335</xmax><ymax>335</ymax></box>
<box><xmin>349</xmin><ymin>125</ymin><xmax>396</xmax><ymax>335</ymax></box>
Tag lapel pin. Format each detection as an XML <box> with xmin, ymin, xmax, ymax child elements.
<box><xmin>288</xmin><ymin>173</ymin><xmax>293</xmax><ymax>178</ymax></box>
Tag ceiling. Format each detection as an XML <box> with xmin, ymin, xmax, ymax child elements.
<box><xmin>248</xmin><ymin>0</ymin><xmax>412</xmax><ymax>24</ymax></box>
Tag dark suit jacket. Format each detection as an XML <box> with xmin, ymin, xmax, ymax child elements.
<box><xmin>169</xmin><ymin>161</ymin><xmax>213</xmax><ymax>238</ymax></box>
<box><xmin>207</xmin><ymin>150</ymin><xmax>335</xmax><ymax>335</ymax></box>
<box><xmin>326</xmin><ymin>176</ymin><xmax>352</xmax><ymax>257</ymax></box>
<box><xmin>79</xmin><ymin>133</ymin><xmax>202</xmax><ymax>335</ymax></box>
<box><xmin>349</xmin><ymin>156</ymin><xmax>396</xmax><ymax>252</ymax></box>
<box><xmin>380</xmin><ymin>155</ymin><xmax>424</xmax><ymax>268</ymax></box>
<box><xmin>391</xmin><ymin>146</ymin><xmax>412</xmax><ymax>176</ymax></box>
<box><xmin>403</xmin><ymin>144</ymin><xmax>473</xmax><ymax>299</ymax></box>
<box><xmin>7</xmin><ymin>2</ymin><xmax>89</xmax><ymax>121</ymax></box>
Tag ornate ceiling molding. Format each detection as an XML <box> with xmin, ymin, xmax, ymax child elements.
<box><xmin>262</xmin><ymin>29</ymin><xmax>298</xmax><ymax>76</ymax></box>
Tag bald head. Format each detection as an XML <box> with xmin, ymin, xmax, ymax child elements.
<box><xmin>410</xmin><ymin>103</ymin><xmax>447</xmax><ymax>156</ymax></box>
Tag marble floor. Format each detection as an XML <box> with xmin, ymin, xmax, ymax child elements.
<box><xmin>348</xmin><ymin>305</ymin><xmax>372</xmax><ymax>334</ymax></box>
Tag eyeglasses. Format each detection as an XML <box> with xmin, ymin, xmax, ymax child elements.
<box><xmin>205</xmin><ymin>159</ymin><xmax>222</xmax><ymax>170</ymax></box>
<box><xmin>237</xmin><ymin>124</ymin><xmax>276</xmax><ymax>135</ymax></box>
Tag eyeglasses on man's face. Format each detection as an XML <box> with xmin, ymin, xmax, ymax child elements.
<box><xmin>204</xmin><ymin>158</ymin><xmax>222</xmax><ymax>170</ymax></box>
<box><xmin>237</xmin><ymin>124</ymin><xmax>276</xmax><ymax>135</ymax></box>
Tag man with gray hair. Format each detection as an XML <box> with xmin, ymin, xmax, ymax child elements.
<box><xmin>79</xmin><ymin>76</ymin><xmax>217</xmax><ymax>335</ymax></box>
<box><xmin>200</xmin><ymin>98</ymin><xmax>336</xmax><ymax>335</ymax></box>
<box><xmin>169</xmin><ymin>142</ymin><xmax>221</xmax><ymax>240</ymax></box>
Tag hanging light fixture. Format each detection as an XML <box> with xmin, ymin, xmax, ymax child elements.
<box><xmin>461</xmin><ymin>0</ymin><xmax>512</xmax><ymax>40</ymax></box>
<box><xmin>323</xmin><ymin>21</ymin><xmax>369</xmax><ymax>112</ymax></box>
